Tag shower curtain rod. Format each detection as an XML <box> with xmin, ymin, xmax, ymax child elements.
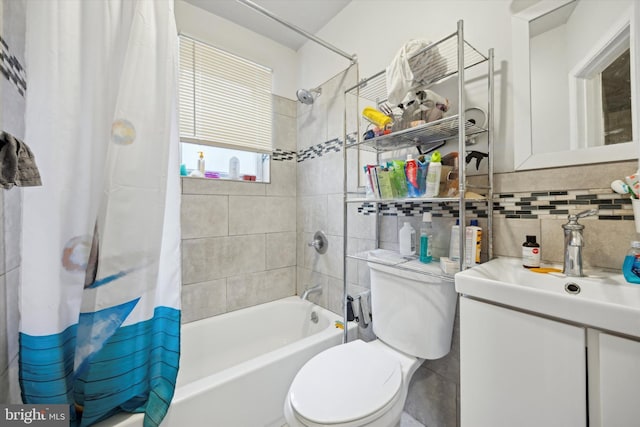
<box><xmin>235</xmin><ymin>0</ymin><xmax>357</xmax><ymax>63</ymax></box>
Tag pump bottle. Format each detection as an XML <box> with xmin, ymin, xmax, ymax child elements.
<box><xmin>197</xmin><ymin>151</ymin><xmax>205</xmax><ymax>174</ymax></box>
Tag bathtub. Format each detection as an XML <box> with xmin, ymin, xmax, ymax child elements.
<box><xmin>96</xmin><ymin>296</ymin><xmax>353</xmax><ymax>427</ymax></box>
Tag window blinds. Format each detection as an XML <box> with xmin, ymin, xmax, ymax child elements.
<box><xmin>179</xmin><ymin>36</ymin><xmax>273</xmax><ymax>153</ymax></box>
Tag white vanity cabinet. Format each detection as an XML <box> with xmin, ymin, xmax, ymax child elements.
<box><xmin>589</xmin><ymin>329</ymin><xmax>640</xmax><ymax>427</ymax></box>
<box><xmin>459</xmin><ymin>297</ymin><xmax>586</xmax><ymax>427</ymax></box>
<box><xmin>461</xmin><ymin>296</ymin><xmax>640</xmax><ymax>427</ymax></box>
<box><xmin>456</xmin><ymin>257</ymin><xmax>640</xmax><ymax>426</ymax></box>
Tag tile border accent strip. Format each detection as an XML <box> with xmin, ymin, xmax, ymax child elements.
<box><xmin>296</xmin><ymin>133</ymin><xmax>356</xmax><ymax>163</ymax></box>
<box><xmin>0</xmin><ymin>35</ymin><xmax>26</xmax><ymax>97</ymax></box>
<box><xmin>297</xmin><ymin>137</ymin><xmax>342</xmax><ymax>162</ymax></box>
<box><xmin>272</xmin><ymin>149</ymin><xmax>296</xmax><ymax>162</ymax></box>
<box><xmin>359</xmin><ymin>189</ymin><xmax>634</xmax><ymax>220</ymax></box>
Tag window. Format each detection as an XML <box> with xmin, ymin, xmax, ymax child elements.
<box><xmin>601</xmin><ymin>48</ymin><xmax>632</xmax><ymax>146</ymax></box>
<box><xmin>569</xmin><ymin>21</ymin><xmax>633</xmax><ymax>149</ymax></box>
<box><xmin>178</xmin><ymin>35</ymin><xmax>272</xmax><ymax>181</ymax></box>
<box><xmin>180</xmin><ymin>142</ymin><xmax>269</xmax><ymax>182</ymax></box>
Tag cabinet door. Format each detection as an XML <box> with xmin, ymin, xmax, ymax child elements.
<box><xmin>460</xmin><ymin>297</ymin><xmax>586</xmax><ymax>427</ymax></box>
<box><xmin>592</xmin><ymin>331</ymin><xmax>640</xmax><ymax>426</ymax></box>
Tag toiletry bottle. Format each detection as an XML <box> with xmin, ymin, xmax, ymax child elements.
<box><xmin>522</xmin><ymin>235</ymin><xmax>541</xmax><ymax>268</ymax></box>
<box><xmin>362</xmin><ymin>106</ymin><xmax>392</xmax><ymax>128</ymax></box>
<box><xmin>405</xmin><ymin>154</ymin><xmax>419</xmax><ymax>197</ymax></box>
<box><xmin>449</xmin><ymin>219</ymin><xmax>460</xmax><ymax>260</ymax></box>
<box><xmin>465</xmin><ymin>219</ymin><xmax>482</xmax><ymax>267</ymax></box>
<box><xmin>229</xmin><ymin>156</ymin><xmax>239</xmax><ymax>180</ymax></box>
<box><xmin>425</xmin><ymin>150</ymin><xmax>442</xmax><ymax>197</ymax></box>
<box><xmin>197</xmin><ymin>151</ymin><xmax>205</xmax><ymax>174</ymax></box>
<box><xmin>419</xmin><ymin>212</ymin><xmax>433</xmax><ymax>263</ymax></box>
<box><xmin>399</xmin><ymin>222</ymin><xmax>416</xmax><ymax>256</ymax></box>
<box><xmin>622</xmin><ymin>241</ymin><xmax>640</xmax><ymax>284</ymax></box>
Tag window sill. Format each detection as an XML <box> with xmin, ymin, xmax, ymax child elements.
<box><xmin>180</xmin><ymin>175</ymin><xmax>268</xmax><ymax>184</ymax></box>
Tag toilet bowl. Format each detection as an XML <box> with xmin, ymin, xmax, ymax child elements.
<box><xmin>284</xmin><ymin>250</ymin><xmax>458</xmax><ymax>427</ymax></box>
<box><xmin>284</xmin><ymin>339</ymin><xmax>421</xmax><ymax>427</ymax></box>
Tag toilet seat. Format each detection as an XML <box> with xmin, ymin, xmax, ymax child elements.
<box><xmin>288</xmin><ymin>340</ymin><xmax>402</xmax><ymax>426</ymax></box>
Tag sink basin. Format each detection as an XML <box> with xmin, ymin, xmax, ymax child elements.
<box><xmin>455</xmin><ymin>257</ymin><xmax>640</xmax><ymax>337</ymax></box>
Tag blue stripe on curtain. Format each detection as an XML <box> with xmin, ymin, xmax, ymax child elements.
<box><xmin>19</xmin><ymin>306</ymin><xmax>180</xmax><ymax>427</ymax></box>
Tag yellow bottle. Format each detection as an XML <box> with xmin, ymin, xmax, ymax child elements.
<box><xmin>362</xmin><ymin>107</ymin><xmax>392</xmax><ymax>128</ymax></box>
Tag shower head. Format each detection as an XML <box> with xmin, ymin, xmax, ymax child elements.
<box><xmin>296</xmin><ymin>87</ymin><xmax>321</xmax><ymax>105</ymax></box>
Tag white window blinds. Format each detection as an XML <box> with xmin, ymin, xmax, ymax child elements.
<box><xmin>179</xmin><ymin>36</ymin><xmax>273</xmax><ymax>153</ymax></box>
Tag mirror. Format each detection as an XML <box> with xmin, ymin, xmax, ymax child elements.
<box><xmin>512</xmin><ymin>0</ymin><xmax>639</xmax><ymax>170</ymax></box>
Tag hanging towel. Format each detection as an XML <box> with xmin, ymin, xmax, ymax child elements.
<box><xmin>0</xmin><ymin>131</ymin><xmax>42</xmax><ymax>188</ymax></box>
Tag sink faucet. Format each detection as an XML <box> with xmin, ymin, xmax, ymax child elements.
<box><xmin>562</xmin><ymin>209</ymin><xmax>598</xmax><ymax>277</ymax></box>
<box><xmin>301</xmin><ymin>284</ymin><xmax>322</xmax><ymax>300</ymax></box>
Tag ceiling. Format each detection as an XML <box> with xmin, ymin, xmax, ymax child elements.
<box><xmin>183</xmin><ymin>0</ymin><xmax>352</xmax><ymax>51</ymax></box>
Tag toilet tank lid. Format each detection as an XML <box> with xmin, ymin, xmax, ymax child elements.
<box><xmin>289</xmin><ymin>340</ymin><xmax>402</xmax><ymax>425</ymax></box>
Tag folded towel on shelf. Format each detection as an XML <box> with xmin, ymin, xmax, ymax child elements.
<box><xmin>385</xmin><ymin>39</ymin><xmax>442</xmax><ymax>106</ymax></box>
<box><xmin>0</xmin><ymin>131</ymin><xmax>42</xmax><ymax>189</ymax></box>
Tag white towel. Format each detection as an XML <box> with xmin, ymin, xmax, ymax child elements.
<box><xmin>385</xmin><ymin>39</ymin><xmax>442</xmax><ymax>106</ymax></box>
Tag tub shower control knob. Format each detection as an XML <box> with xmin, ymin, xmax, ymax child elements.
<box><xmin>308</xmin><ymin>230</ymin><xmax>328</xmax><ymax>254</ymax></box>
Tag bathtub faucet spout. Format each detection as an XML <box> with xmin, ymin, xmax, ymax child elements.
<box><xmin>301</xmin><ymin>284</ymin><xmax>322</xmax><ymax>300</ymax></box>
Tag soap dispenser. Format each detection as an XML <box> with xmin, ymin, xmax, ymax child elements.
<box><xmin>197</xmin><ymin>151</ymin><xmax>205</xmax><ymax>174</ymax></box>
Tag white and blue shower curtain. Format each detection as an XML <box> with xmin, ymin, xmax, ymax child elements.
<box><xmin>19</xmin><ymin>1</ymin><xmax>181</xmax><ymax>425</ymax></box>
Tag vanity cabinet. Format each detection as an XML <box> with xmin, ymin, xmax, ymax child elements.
<box><xmin>589</xmin><ymin>330</ymin><xmax>640</xmax><ymax>427</ymax></box>
<box><xmin>460</xmin><ymin>297</ymin><xmax>640</xmax><ymax>427</ymax></box>
<box><xmin>459</xmin><ymin>297</ymin><xmax>586</xmax><ymax>427</ymax></box>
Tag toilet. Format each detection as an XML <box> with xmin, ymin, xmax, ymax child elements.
<box><xmin>284</xmin><ymin>250</ymin><xmax>458</xmax><ymax>427</ymax></box>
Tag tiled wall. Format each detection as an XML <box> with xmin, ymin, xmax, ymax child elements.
<box><xmin>1</xmin><ymin>0</ymin><xmax>25</xmax><ymax>404</ymax></box>
<box><xmin>491</xmin><ymin>160</ymin><xmax>637</xmax><ymax>269</ymax></box>
<box><xmin>295</xmin><ymin>65</ymin><xmax>368</xmax><ymax>318</ymax></box>
<box><xmin>179</xmin><ymin>94</ymin><xmax>298</xmax><ymax>323</ymax></box>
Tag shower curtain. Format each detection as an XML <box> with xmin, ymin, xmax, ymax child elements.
<box><xmin>19</xmin><ymin>1</ymin><xmax>181</xmax><ymax>426</ymax></box>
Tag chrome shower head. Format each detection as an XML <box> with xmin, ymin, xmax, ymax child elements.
<box><xmin>296</xmin><ymin>87</ymin><xmax>321</xmax><ymax>105</ymax></box>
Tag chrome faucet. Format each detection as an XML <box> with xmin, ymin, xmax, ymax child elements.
<box><xmin>301</xmin><ymin>284</ymin><xmax>322</xmax><ymax>300</ymax></box>
<box><xmin>562</xmin><ymin>209</ymin><xmax>598</xmax><ymax>277</ymax></box>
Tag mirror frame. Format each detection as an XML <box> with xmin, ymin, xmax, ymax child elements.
<box><xmin>512</xmin><ymin>0</ymin><xmax>640</xmax><ymax>170</ymax></box>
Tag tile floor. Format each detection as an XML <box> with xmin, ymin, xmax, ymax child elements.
<box><xmin>400</xmin><ymin>411</ymin><xmax>425</xmax><ymax>427</ymax></box>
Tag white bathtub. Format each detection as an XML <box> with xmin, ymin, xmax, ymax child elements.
<box><xmin>97</xmin><ymin>296</ymin><xmax>353</xmax><ymax>427</ymax></box>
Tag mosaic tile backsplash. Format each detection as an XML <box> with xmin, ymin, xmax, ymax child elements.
<box><xmin>359</xmin><ymin>189</ymin><xmax>633</xmax><ymax>221</ymax></box>
<box><xmin>290</xmin><ymin>134</ymin><xmax>634</xmax><ymax>224</ymax></box>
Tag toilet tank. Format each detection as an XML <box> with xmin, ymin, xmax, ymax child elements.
<box><xmin>367</xmin><ymin>260</ymin><xmax>457</xmax><ymax>359</ymax></box>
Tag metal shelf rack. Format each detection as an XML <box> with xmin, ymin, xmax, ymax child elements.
<box><xmin>341</xmin><ymin>20</ymin><xmax>494</xmax><ymax>329</ymax></box>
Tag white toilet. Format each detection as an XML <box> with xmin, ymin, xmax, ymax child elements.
<box><xmin>284</xmin><ymin>251</ymin><xmax>458</xmax><ymax>427</ymax></box>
